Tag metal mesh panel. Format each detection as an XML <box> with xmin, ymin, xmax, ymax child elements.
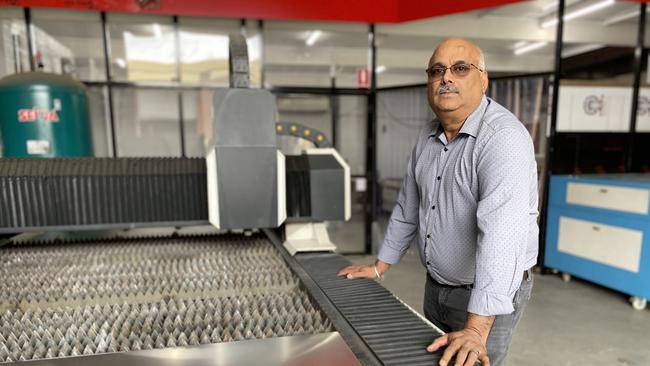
<box><xmin>0</xmin><ymin>235</ymin><xmax>332</xmax><ymax>362</ymax></box>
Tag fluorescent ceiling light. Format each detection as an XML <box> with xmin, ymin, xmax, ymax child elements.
<box><xmin>152</xmin><ymin>23</ymin><xmax>162</xmax><ymax>38</ymax></box>
<box><xmin>603</xmin><ymin>10</ymin><xmax>640</xmax><ymax>26</ymax></box>
<box><xmin>305</xmin><ymin>30</ymin><xmax>322</xmax><ymax>47</ymax></box>
<box><xmin>541</xmin><ymin>18</ymin><xmax>556</xmax><ymax>28</ymax></box>
<box><xmin>514</xmin><ymin>41</ymin><xmax>548</xmax><ymax>55</ymax></box>
<box><xmin>564</xmin><ymin>0</ymin><xmax>615</xmax><ymax>21</ymax></box>
<box><xmin>541</xmin><ymin>0</ymin><xmax>616</xmax><ymax>28</ymax></box>
<box><xmin>512</xmin><ymin>41</ymin><xmax>529</xmax><ymax>49</ymax></box>
<box><xmin>115</xmin><ymin>58</ymin><xmax>127</xmax><ymax>68</ymax></box>
<box><xmin>376</xmin><ymin>65</ymin><xmax>387</xmax><ymax>73</ymax></box>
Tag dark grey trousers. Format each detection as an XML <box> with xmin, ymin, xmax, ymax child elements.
<box><xmin>423</xmin><ymin>270</ymin><xmax>533</xmax><ymax>366</ymax></box>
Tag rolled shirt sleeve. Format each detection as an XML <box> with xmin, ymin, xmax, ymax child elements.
<box><xmin>377</xmin><ymin>143</ymin><xmax>420</xmax><ymax>265</ymax></box>
<box><xmin>468</xmin><ymin>126</ymin><xmax>534</xmax><ymax>316</ymax></box>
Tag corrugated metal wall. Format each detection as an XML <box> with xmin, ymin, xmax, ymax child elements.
<box><xmin>377</xmin><ymin>86</ymin><xmax>433</xmax><ymax>180</ymax></box>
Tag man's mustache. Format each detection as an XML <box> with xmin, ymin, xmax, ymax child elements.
<box><xmin>438</xmin><ymin>84</ymin><xmax>459</xmax><ymax>94</ymax></box>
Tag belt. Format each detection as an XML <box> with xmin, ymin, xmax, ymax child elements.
<box><xmin>428</xmin><ymin>269</ymin><xmax>531</xmax><ymax>290</ymax></box>
<box><xmin>427</xmin><ymin>274</ymin><xmax>473</xmax><ymax>290</ymax></box>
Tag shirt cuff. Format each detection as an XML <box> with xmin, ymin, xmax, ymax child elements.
<box><xmin>467</xmin><ymin>288</ymin><xmax>514</xmax><ymax>316</ymax></box>
<box><xmin>377</xmin><ymin>240</ymin><xmax>403</xmax><ymax>265</ymax></box>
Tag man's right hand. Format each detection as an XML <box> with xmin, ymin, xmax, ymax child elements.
<box><xmin>337</xmin><ymin>260</ymin><xmax>391</xmax><ymax>279</ymax></box>
<box><xmin>337</xmin><ymin>265</ymin><xmax>377</xmax><ymax>279</ymax></box>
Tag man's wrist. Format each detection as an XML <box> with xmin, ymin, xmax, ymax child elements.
<box><xmin>374</xmin><ymin>259</ymin><xmax>390</xmax><ymax>276</ymax></box>
<box><xmin>464</xmin><ymin>313</ymin><xmax>495</xmax><ymax>342</ymax></box>
<box><xmin>373</xmin><ymin>265</ymin><xmax>383</xmax><ymax>280</ymax></box>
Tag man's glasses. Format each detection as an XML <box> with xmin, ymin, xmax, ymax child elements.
<box><xmin>425</xmin><ymin>63</ymin><xmax>483</xmax><ymax>80</ymax></box>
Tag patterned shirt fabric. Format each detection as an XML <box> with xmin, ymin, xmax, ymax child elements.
<box><xmin>377</xmin><ymin>95</ymin><xmax>539</xmax><ymax>316</ymax></box>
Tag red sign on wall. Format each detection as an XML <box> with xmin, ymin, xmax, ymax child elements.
<box><xmin>357</xmin><ymin>67</ymin><xmax>369</xmax><ymax>89</ymax></box>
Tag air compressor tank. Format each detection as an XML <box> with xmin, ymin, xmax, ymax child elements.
<box><xmin>0</xmin><ymin>71</ymin><xmax>93</xmax><ymax>157</ymax></box>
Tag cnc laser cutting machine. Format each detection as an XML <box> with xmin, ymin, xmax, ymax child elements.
<box><xmin>0</xmin><ymin>35</ymin><xmax>447</xmax><ymax>366</ymax></box>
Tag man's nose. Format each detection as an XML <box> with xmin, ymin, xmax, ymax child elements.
<box><xmin>441</xmin><ymin>68</ymin><xmax>454</xmax><ymax>84</ymax></box>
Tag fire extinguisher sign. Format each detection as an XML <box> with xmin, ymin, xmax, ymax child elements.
<box><xmin>357</xmin><ymin>67</ymin><xmax>369</xmax><ymax>89</ymax></box>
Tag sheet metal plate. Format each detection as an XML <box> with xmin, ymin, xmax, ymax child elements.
<box><xmin>3</xmin><ymin>332</ymin><xmax>360</xmax><ymax>366</ymax></box>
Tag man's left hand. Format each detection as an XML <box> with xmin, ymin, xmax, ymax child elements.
<box><xmin>426</xmin><ymin>328</ymin><xmax>490</xmax><ymax>366</ymax></box>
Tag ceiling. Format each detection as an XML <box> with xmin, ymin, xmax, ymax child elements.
<box><xmin>3</xmin><ymin>0</ymin><xmax>648</xmax><ymax>88</ymax></box>
<box><xmin>263</xmin><ymin>0</ymin><xmax>645</xmax><ymax>86</ymax></box>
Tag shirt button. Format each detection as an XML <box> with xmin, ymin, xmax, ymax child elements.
<box><xmin>426</xmin><ymin>261</ymin><xmax>430</xmax><ymax>265</ymax></box>
<box><xmin>426</xmin><ymin>234</ymin><xmax>431</xmax><ymax>239</ymax></box>
<box><xmin>431</xmin><ymin>205</ymin><xmax>436</xmax><ymax>210</ymax></box>
<box><xmin>437</xmin><ymin>176</ymin><xmax>441</xmax><ymax>181</ymax></box>
<box><xmin>444</xmin><ymin>147</ymin><xmax>448</xmax><ymax>152</ymax></box>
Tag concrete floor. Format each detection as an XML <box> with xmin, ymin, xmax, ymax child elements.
<box><xmin>344</xmin><ymin>247</ymin><xmax>650</xmax><ymax>366</ymax></box>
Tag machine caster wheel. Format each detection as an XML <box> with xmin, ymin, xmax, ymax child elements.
<box><xmin>630</xmin><ymin>297</ymin><xmax>647</xmax><ymax>311</ymax></box>
<box><xmin>551</xmin><ymin>268</ymin><xmax>559</xmax><ymax>275</ymax></box>
<box><xmin>561</xmin><ymin>273</ymin><xmax>571</xmax><ymax>282</ymax></box>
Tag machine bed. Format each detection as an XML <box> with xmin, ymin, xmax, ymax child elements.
<box><xmin>0</xmin><ymin>232</ymin><xmax>444</xmax><ymax>365</ymax></box>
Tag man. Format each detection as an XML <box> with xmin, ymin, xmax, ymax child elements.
<box><xmin>338</xmin><ymin>38</ymin><xmax>538</xmax><ymax>366</ymax></box>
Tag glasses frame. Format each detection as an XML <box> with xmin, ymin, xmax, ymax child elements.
<box><xmin>425</xmin><ymin>63</ymin><xmax>484</xmax><ymax>80</ymax></box>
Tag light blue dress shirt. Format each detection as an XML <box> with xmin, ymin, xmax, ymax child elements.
<box><xmin>377</xmin><ymin>95</ymin><xmax>539</xmax><ymax>316</ymax></box>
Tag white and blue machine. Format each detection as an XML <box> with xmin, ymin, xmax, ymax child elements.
<box><xmin>545</xmin><ymin>174</ymin><xmax>650</xmax><ymax>310</ymax></box>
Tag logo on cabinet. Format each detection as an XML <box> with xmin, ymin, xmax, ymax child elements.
<box><xmin>17</xmin><ymin>108</ymin><xmax>60</xmax><ymax>123</ymax></box>
<box><xmin>583</xmin><ymin>95</ymin><xmax>604</xmax><ymax>116</ymax></box>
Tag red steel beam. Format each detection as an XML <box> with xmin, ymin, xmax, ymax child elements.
<box><xmin>0</xmin><ymin>0</ymin><xmax>525</xmax><ymax>23</ymax></box>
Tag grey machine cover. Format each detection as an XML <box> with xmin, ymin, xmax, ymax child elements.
<box><xmin>206</xmin><ymin>88</ymin><xmax>285</xmax><ymax>230</ymax></box>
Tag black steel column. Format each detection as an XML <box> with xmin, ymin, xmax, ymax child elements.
<box><xmin>173</xmin><ymin>16</ymin><xmax>186</xmax><ymax>157</ymax></box>
<box><xmin>365</xmin><ymin>24</ymin><xmax>378</xmax><ymax>254</ymax></box>
<box><xmin>23</xmin><ymin>7</ymin><xmax>35</xmax><ymax>71</ymax></box>
<box><xmin>538</xmin><ymin>0</ymin><xmax>565</xmax><ymax>268</ymax></box>
<box><xmin>626</xmin><ymin>3</ymin><xmax>647</xmax><ymax>172</ymax></box>
<box><xmin>100</xmin><ymin>12</ymin><xmax>118</xmax><ymax>157</ymax></box>
<box><xmin>331</xmin><ymin>75</ymin><xmax>338</xmax><ymax>149</ymax></box>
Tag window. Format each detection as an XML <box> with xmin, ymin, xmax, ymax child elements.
<box><xmin>113</xmin><ymin>87</ymin><xmax>181</xmax><ymax>157</ymax></box>
<box><xmin>178</xmin><ymin>17</ymin><xmax>240</xmax><ymax>85</ymax></box>
<box><xmin>0</xmin><ymin>7</ymin><xmax>28</xmax><ymax>76</ymax></box>
<box><xmin>107</xmin><ymin>14</ymin><xmax>176</xmax><ymax>82</ymax></box>
<box><xmin>31</xmin><ymin>9</ymin><xmax>105</xmax><ymax>80</ymax></box>
<box><xmin>265</xmin><ymin>21</ymin><xmax>368</xmax><ymax>88</ymax></box>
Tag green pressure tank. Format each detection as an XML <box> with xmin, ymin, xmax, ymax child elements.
<box><xmin>0</xmin><ymin>72</ymin><xmax>93</xmax><ymax>157</ymax></box>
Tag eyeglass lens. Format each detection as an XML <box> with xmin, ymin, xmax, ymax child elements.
<box><xmin>427</xmin><ymin>64</ymin><xmax>473</xmax><ymax>79</ymax></box>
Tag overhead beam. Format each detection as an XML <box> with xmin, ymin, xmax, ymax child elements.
<box><xmin>8</xmin><ymin>0</ymin><xmax>523</xmax><ymax>23</ymax></box>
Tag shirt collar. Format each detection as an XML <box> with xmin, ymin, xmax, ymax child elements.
<box><xmin>428</xmin><ymin>95</ymin><xmax>489</xmax><ymax>139</ymax></box>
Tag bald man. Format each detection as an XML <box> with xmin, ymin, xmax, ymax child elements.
<box><xmin>338</xmin><ymin>38</ymin><xmax>538</xmax><ymax>366</ymax></box>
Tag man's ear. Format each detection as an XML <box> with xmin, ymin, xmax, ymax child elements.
<box><xmin>482</xmin><ymin>71</ymin><xmax>489</xmax><ymax>93</ymax></box>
